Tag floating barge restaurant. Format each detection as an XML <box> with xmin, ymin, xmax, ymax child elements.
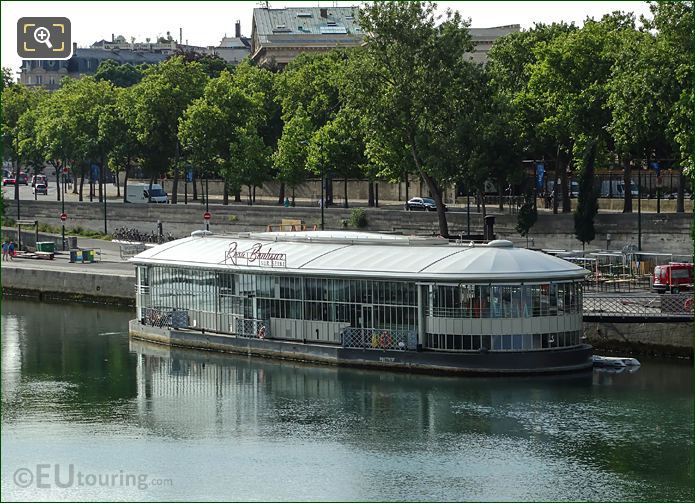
<box><xmin>129</xmin><ymin>231</ymin><xmax>592</xmax><ymax>374</ymax></box>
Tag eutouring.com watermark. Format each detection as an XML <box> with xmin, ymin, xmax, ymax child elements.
<box><xmin>13</xmin><ymin>464</ymin><xmax>172</xmax><ymax>491</ymax></box>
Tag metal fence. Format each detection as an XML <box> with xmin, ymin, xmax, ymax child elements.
<box><xmin>341</xmin><ymin>327</ymin><xmax>417</xmax><ymax>351</ymax></box>
<box><xmin>141</xmin><ymin>307</ymin><xmax>189</xmax><ymax>328</ymax></box>
<box><xmin>583</xmin><ymin>294</ymin><xmax>693</xmax><ymax>320</ymax></box>
<box><xmin>234</xmin><ymin>318</ymin><xmax>270</xmax><ymax>339</ymax></box>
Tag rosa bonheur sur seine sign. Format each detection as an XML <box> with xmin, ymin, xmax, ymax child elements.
<box><xmin>225</xmin><ymin>242</ymin><xmax>287</xmax><ymax>268</ymax></box>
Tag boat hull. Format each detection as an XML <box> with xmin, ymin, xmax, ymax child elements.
<box><xmin>129</xmin><ymin>320</ymin><xmax>593</xmax><ymax>375</ymax></box>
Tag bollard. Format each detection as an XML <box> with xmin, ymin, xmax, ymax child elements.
<box><xmin>484</xmin><ymin>215</ymin><xmax>496</xmax><ymax>241</ymax></box>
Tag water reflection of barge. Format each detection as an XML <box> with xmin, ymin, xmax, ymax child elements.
<box><xmin>129</xmin><ymin>231</ymin><xmax>592</xmax><ymax>375</ymax></box>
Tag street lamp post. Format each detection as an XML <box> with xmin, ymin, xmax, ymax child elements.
<box><xmin>61</xmin><ymin>172</ymin><xmax>65</xmax><ymax>251</ymax></box>
<box><xmin>320</xmin><ymin>165</ymin><xmax>325</xmax><ymax>230</ymax></box>
<box><xmin>637</xmin><ymin>164</ymin><xmax>642</xmax><ymax>251</ymax></box>
<box><xmin>102</xmin><ymin>163</ymin><xmax>107</xmax><ymax>235</ymax></box>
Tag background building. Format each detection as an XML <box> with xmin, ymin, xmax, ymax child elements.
<box><xmin>19</xmin><ymin>23</ymin><xmax>251</xmax><ymax>90</ymax></box>
<box><xmin>250</xmin><ymin>6</ymin><xmax>364</xmax><ymax>68</ymax></box>
<box><xmin>468</xmin><ymin>25</ymin><xmax>521</xmax><ymax>64</ymax></box>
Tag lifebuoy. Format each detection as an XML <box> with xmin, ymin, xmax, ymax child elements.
<box><xmin>379</xmin><ymin>332</ymin><xmax>392</xmax><ymax>349</ymax></box>
<box><xmin>257</xmin><ymin>325</ymin><xmax>266</xmax><ymax>339</ymax></box>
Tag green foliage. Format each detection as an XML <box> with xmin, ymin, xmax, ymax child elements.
<box><xmin>2</xmin><ymin>67</ymin><xmax>14</xmax><ymax>91</ymax></box>
<box><xmin>574</xmin><ymin>139</ymin><xmax>600</xmax><ymax>245</ymax></box>
<box><xmin>515</xmin><ymin>193</ymin><xmax>538</xmax><ymax>238</ymax></box>
<box><xmin>351</xmin><ymin>0</ymin><xmax>481</xmax><ymax>236</ymax></box>
<box><xmin>348</xmin><ymin>207</ymin><xmax>368</xmax><ymax>229</ymax></box>
<box><xmin>130</xmin><ymin>57</ymin><xmax>207</xmax><ymax>178</ymax></box>
<box><xmin>94</xmin><ymin>60</ymin><xmax>144</xmax><ymax>87</ymax></box>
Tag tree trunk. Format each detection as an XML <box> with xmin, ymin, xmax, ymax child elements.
<box><xmin>560</xmin><ymin>165</ymin><xmax>570</xmax><ymax>213</ymax></box>
<box><xmin>171</xmin><ymin>143</ymin><xmax>180</xmax><ymax>204</ymax></box>
<box><xmin>223</xmin><ymin>179</ymin><xmax>229</xmax><ymax>205</ymax></box>
<box><xmin>98</xmin><ymin>164</ymin><xmax>103</xmax><ymax>203</ymax></box>
<box><xmin>115</xmin><ymin>169</ymin><xmax>120</xmax><ymax>198</ymax></box>
<box><xmin>343</xmin><ymin>177</ymin><xmax>348</xmax><ymax>208</ymax></box>
<box><xmin>247</xmin><ymin>185</ymin><xmax>252</xmax><ymax>205</ymax></box>
<box><xmin>278</xmin><ymin>182</ymin><xmax>285</xmax><ymax>205</ymax></box>
<box><xmin>172</xmin><ymin>168</ymin><xmax>179</xmax><ymax>205</ymax></box>
<box><xmin>497</xmin><ymin>181</ymin><xmax>504</xmax><ymax>211</ymax></box>
<box><xmin>253</xmin><ymin>185</ymin><xmax>256</xmax><ymax>204</ymax></box>
<box><xmin>123</xmin><ymin>162</ymin><xmax>130</xmax><ymax>203</ymax></box>
<box><xmin>368</xmin><ymin>182</ymin><xmax>374</xmax><ymax>207</ymax></box>
<box><xmin>192</xmin><ymin>172</ymin><xmax>198</xmax><ymax>200</ymax></box>
<box><xmin>235</xmin><ymin>190</ymin><xmax>241</xmax><ymax>203</ymax></box>
<box><xmin>71</xmin><ymin>166</ymin><xmax>78</xmax><ymax>194</ymax></box>
<box><xmin>54</xmin><ymin>161</ymin><xmax>61</xmax><ymax>201</ymax></box>
<box><xmin>79</xmin><ymin>172</ymin><xmax>85</xmax><ymax>202</ymax></box>
<box><xmin>479</xmin><ymin>189</ymin><xmax>487</xmax><ymax>218</ymax></box>
<box><xmin>676</xmin><ymin>168</ymin><xmax>685</xmax><ymax>213</ymax></box>
<box><xmin>622</xmin><ymin>157</ymin><xmax>632</xmax><ymax>213</ymax></box>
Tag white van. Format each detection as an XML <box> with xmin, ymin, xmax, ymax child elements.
<box><xmin>125</xmin><ymin>183</ymin><xmax>169</xmax><ymax>204</ymax></box>
<box><xmin>600</xmin><ymin>180</ymin><xmax>638</xmax><ymax>198</ymax></box>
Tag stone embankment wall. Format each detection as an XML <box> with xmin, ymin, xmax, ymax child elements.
<box><xmin>2</xmin><ymin>267</ymin><xmax>134</xmax><ymax>306</ymax></box>
<box><xmin>4</xmin><ymin>200</ymin><xmax>693</xmax><ymax>255</ymax></box>
<box><xmin>584</xmin><ymin>321</ymin><xmax>693</xmax><ymax>358</ymax></box>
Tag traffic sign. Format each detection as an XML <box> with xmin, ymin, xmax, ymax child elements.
<box><xmin>62</xmin><ymin>166</ymin><xmax>69</xmax><ymax>174</ymax></box>
<box><xmin>59</xmin><ymin>212</ymin><xmax>67</xmax><ymax>222</ymax></box>
<box><xmin>203</xmin><ymin>211</ymin><xmax>211</xmax><ymax>221</ymax></box>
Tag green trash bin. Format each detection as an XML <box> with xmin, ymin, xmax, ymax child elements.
<box><xmin>36</xmin><ymin>241</ymin><xmax>55</xmax><ymax>253</ymax></box>
<box><xmin>82</xmin><ymin>249</ymin><xmax>95</xmax><ymax>263</ymax></box>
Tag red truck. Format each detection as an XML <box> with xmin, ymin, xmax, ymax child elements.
<box><xmin>652</xmin><ymin>263</ymin><xmax>693</xmax><ymax>294</ymax></box>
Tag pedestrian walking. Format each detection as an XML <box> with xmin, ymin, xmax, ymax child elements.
<box><xmin>8</xmin><ymin>240</ymin><xmax>15</xmax><ymax>260</ymax></box>
<box><xmin>2</xmin><ymin>240</ymin><xmax>8</xmax><ymax>261</ymax></box>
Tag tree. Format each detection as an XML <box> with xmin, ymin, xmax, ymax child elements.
<box><xmin>525</xmin><ymin>13</ymin><xmax>638</xmax><ymax>214</ymax></box>
<box><xmin>275</xmin><ymin>50</ymin><xmax>353</xmax><ymax>206</ymax></box>
<box><xmin>273</xmin><ymin>108</ymin><xmax>313</xmax><ymax>205</ymax></box>
<box><xmin>352</xmin><ymin>1</ymin><xmax>480</xmax><ymax>236</ymax></box>
<box><xmin>2</xmin><ymin>67</ymin><xmax>14</xmax><ymax>90</ymax></box>
<box><xmin>179</xmin><ymin>69</ymin><xmax>264</xmax><ymax>205</ymax></box>
<box><xmin>516</xmin><ymin>191</ymin><xmax>538</xmax><ymax>247</ymax></box>
<box><xmin>170</xmin><ymin>49</ymin><xmax>233</xmax><ymax>78</ymax></box>
<box><xmin>130</xmin><ymin>57</ymin><xmax>207</xmax><ymax>203</ymax></box>
<box><xmin>94</xmin><ymin>59</ymin><xmax>144</xmax><ymax>87</ymax></box>
<box><xmin>574</xmin><ymin>139</ymin><xmax>599</xmax><ymax>247</ymax></box>
<box><xmin>307</xmin><ymin>108</ymin><xmax>366</xmax><ymax>208</ymax></box>
<box><xmin>233</xmin><ymin>60</ymin><xmax>284</xmax><ymax>202</ymax></box>
<box><xmin>607</xmin><ymin>28</ymin><xmax>670</xmax><ymax>213</ymax></box>
<box><xmin>2</xmin><ymin>85</ymin><xmax>44</xmax><ymax>201</ymax></box>
<box><xmin>99</xmin><ymin>87</ymin><xmax>141</xmax><ymax>200</ymax></box>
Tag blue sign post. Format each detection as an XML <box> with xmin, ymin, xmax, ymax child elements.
<box><xmin>536</xmin><ymin>163</ymin><xmax>545</xmax><ymax>191</ymax></box>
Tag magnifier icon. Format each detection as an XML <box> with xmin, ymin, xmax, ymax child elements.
<box><xmin>34</xmin><ymin>26</ymin><xmax>53</xmax><ymax>49</ymax></box>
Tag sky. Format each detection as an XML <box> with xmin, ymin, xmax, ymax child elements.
<box><xmin>1</xmin><ymin>1</ymin><xmax>654</xmax><ymax>74</ymax></box>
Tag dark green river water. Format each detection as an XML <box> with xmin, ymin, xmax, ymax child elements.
<box><xmin>1</xmin><ymin>298</ymin><xmax>692</xmax><ymax>501</ymax></box>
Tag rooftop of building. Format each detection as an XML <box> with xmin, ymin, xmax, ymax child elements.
<box><xmin>131</xmin><ymin>231</ymin><xmax>588</xmax><ymax>282</ymax></box>
<box><xmin>253</xmin><ymin>6</ymin><xmax>363</xmax><ymax>37</ymax></box>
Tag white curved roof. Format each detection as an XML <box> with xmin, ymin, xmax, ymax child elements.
<box><xmin>131</xmin><ymin>231</ymin><xmax>588</xmax><ymax>282</ymax></box>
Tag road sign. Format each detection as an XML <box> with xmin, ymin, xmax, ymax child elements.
<box><xmin>59</xmin><ymin>212</ymin><xmax>67</xmax><ymax>222</ymax></box>
<box><xmin>203</xmin><ymin>211</ymin><xmax>211</xmax><ymax>221</ymax></box>
<box><xmin>62</xmin><ymin>166</ymin><xmax>69</xmax><ymax>174</ymax></box>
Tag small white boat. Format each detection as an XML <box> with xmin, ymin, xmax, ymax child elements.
<box><xmin>592</xmin><ymin>355</ymin><xmax>641</xmax><ymax>368</ymax></box>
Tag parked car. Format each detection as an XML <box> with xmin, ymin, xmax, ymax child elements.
<box><xmin>404</xmin><ymin>197</ymin><xmax>446</xmax><ymax>211</ymax></box>
<box><xmin>2</xmin><ymin>177</ymin><xmax>16</xmax><ymax>186</ymax></box>
<box><xmin>16</xmin><ymin>172</ymin><xmax>28</xmax><ymax>185</ymax></box>
<box><xmin>652</xmin><ymin>262</ymin><xmax>693</xmax><ymax>294</ymax></box>
<box><xmin>32</xmin><ymin>183</ymin><xmax>48</xmax><ymax>195</ymax></box>
<box><xmin>31</xmin><ymin>174</ymin><xmax>47</xmax><ymax>187</ymax></box>
<box><xmin>124</xmin><ymin>183</ymin><xmax>169</xmax><ymax>204</ymax></box>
